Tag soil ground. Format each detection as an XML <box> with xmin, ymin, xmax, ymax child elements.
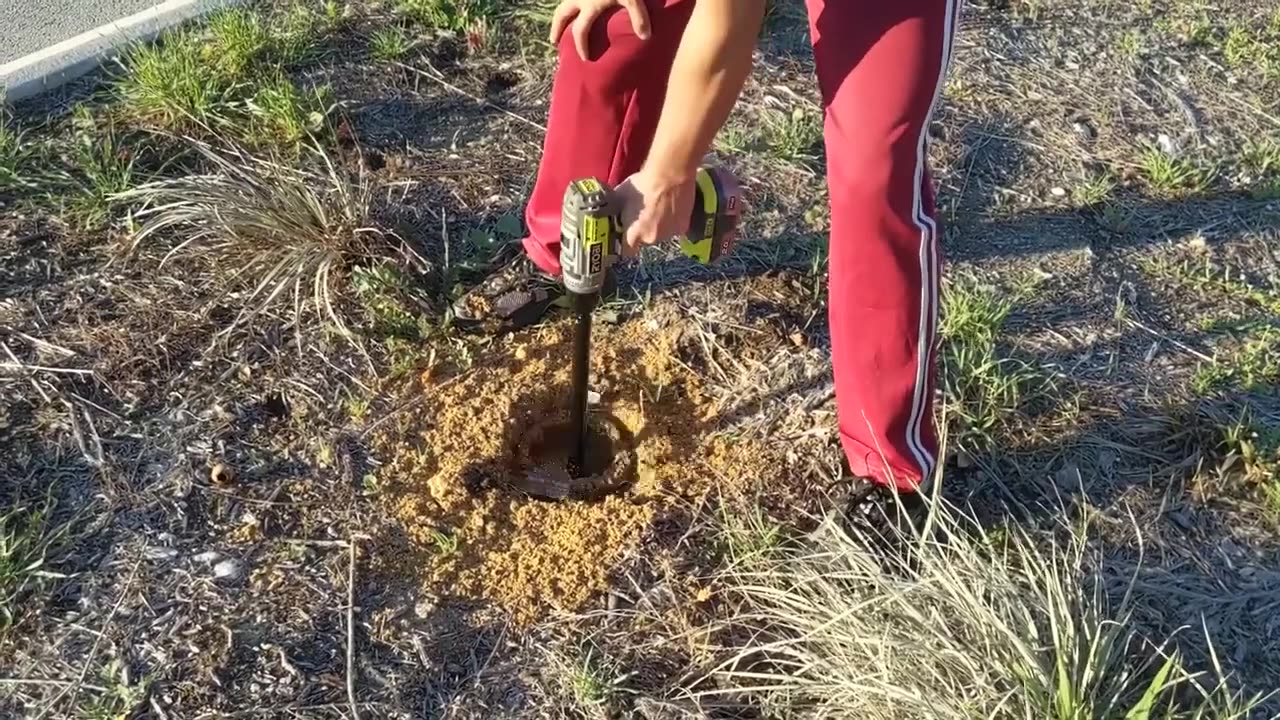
<box><xmin>2</xmin><ymin>0</ymin><xmax>1280</xmax><ymax>718</ymax></box>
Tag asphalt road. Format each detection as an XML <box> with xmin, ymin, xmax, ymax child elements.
<box><xmin>0</xmin><ymin>0</ymin><xmax>160</xmax><ymax>65</ymax></box>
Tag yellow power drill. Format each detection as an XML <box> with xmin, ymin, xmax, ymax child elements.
<box><xmin>557</xmin><ymin>167</ymin><xmax>745</xmax><ymax>481</ymax></box>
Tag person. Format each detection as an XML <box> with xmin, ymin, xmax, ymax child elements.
<box><xmin>453</xmin><ymin>0</ymin><xmax>960</xmax><ymax>536</ymax></box>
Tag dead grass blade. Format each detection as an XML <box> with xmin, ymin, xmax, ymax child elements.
<box><xmin>115</xmin><ymin>134</ymin><xmax>379</xmax><ymax>348</ymax></box>
<box><xmin>688</xmin><ymin>495</ymin><xmax>1272</xmax><ymax>719</ymax></box>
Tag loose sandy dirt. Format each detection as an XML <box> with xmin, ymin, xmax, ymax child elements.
<box><xmin>374</xmin><ymin>303</ymin><xmax>780</xmax><ymax>625</ymax></box>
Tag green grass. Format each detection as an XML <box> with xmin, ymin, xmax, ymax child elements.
<box><xmin>1137</xmin><ymin>144</ymin><xmax>1211</xmax><ymax>197</ymax></box>
<box><xmin>1140</xmin><ymin>254</ymin><xmax>1280</xmax><ymax>396</ymax></box>
<box><xmin>1218</xmin><ymin>407</ymin><xmax>1280</xmax><ymax>525</ymax></box>
<box><xmin>1</xmin><ymin>106</ymin><xmax>32</xmax><ymax>191</ymax></box>
<box><xmin>115</xmin><ymin>28</ymin><xmax>232</xmax><ymax>130</ymax></box>
<box><xmin>1241</xmin><ymin>138</ymin><xmax>1280</xmax><ymax>199</ymax></box>
<box><xmin>113</xmin><ymin>5</ymin><xmax>335</xmax><ymax>150</ymax></box>
<box><xmin>80</xmin><ymin>658</ymin><xmax>151</xmax><ymax>720</ymax></box>
<box><xmin>246</xmin><ymin>74</ymin><xmax>335</xmax><ymax>148</ymax></box>
<box><xmin>207</xmin><ymin>3</ymin><xmax>328</xmax><ymax>71</ymax></box>
<box><xmin>1119</xmin><ymin>29</ymin><xmax>1144</xmax><ymax>58</ymax></box>
<box><xmin>714</xmin><ymin>107</ymin><xmax>825</xmax><ymax>167</ymax></box>
<box><xmin>712</xmin><ymin>124</ymin><xmax>752</xmax><ymax>156</ymax></box>
<box><xmin>428</xmin><ymin>528</ymin><xmax>459</xmax><ymax>557</ymax></box>
<box><xmin>1143</xmin><ymin>254</ymin><xmax>1280</xmax><ymax>319</ymax></box>
<box><xmin>714</xmin><ymin>500</ymin><xmax>784</xmax><ymax>566</ymax></box>
<box><xmin>1220</xmin><ymin>410</ymin><xmax>1280</xmax><ymax>490</ymax></box>
<box><xmin>46</xmin><ymin>107</ymin><xmax>140</xmax><ymax>230</ymax></box>
<box><xmin>1218</xmin><ymin>19</ymin><xmax>1280</xmax><ymax>78</ymax></box>
<box><xmin>939</xmin><ymin>274</ymin><xmax>1039</xmax><ymax>453</ymax></box>
<box><xmin>1072</xmin><ymin>173</ymin><xmax>1116</xmax><ymax>207</ymax></box>
<box><xmin>1175</xmin><ymin>13</ymin><xmax>1216</xmax><ymax>46</ymax></box>
<box><xmin>539</xmin><ymin>639</ymin><xmax>626</xmax><ymax>714</ymax></box>
<box><xmin>1192</xmin><ymin>324</ymin><xmax>1280</xmax><ymax>395</ymax></box>
<box><xmin>207</xmin><ymin>7</ymin><xmax>274</xmax><ymax>79</ymax></box>
<box><xmin>271</xmin><ymin>1</ymin><xmax>331</xmax><ymax>66</ymax></box>
<box><xmin>568</xmin><ymin>648</ymin><xmax>614</xmax><ymax>708</ymax></box>
<box><xmin>762</xmin><ymin>107</ymin><xmax>823</xmax><ymax>165</ymax></box>
<box><xmin>352</xmin><ymin>261</ymin><xmax>434</xmax><ymax>339</ymax></box>
<box><xmin>1</xmin><ymin>497</ymin><xmax>71</xmax><ymax>630</ymax></box>
<box><xmin>370</xmin><ymin>25</ymin><xmax>416</xmax><ymax>61</ymax></box>
<box><xmin>396</xmin><ymin>0</ymin><xmax>499</xmax><ymax>31</ymax></box>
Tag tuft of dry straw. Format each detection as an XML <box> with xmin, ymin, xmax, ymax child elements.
<box><xmin>115</xmin><ymin>135</ymin><xmax>379</xmax><ymax>345</ymax></box>
<box><xmin>688</xmin><ymin>494</ymin><xmax>1272</xmax><ymax>720</ymax></box>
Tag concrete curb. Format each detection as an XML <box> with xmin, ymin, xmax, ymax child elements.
<box><xmin>1</xmin><ymin>0</ymin><xmax>241</xmax><ymax>105</ymax></box>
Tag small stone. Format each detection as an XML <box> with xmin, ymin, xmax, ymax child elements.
<box><xmin>193</xmin><ymin>550</ymin><xmax>223</xmax><ymax>565</ymax></box>
<box><xmin>213</xmin><ymin>558</ymin><xmax>247</xmax><ymax>583</ymax></box>
<box><xmin>1097</xmin><ymin>448</ymin><xmax>1118</xmax><ymax>474</ymax></box>
<box><xmin>1167</xmin><ymin>510</ymin><xmax>1195</xmax><ymax>530</ymax></box>
<box><xmin>1054</xmin><ymin>463</ymin><xmax>1082</xmax><ymax>491</ymax></box>
<box><xmin>587</xmin><ymin>390</ymin><xmax>601</xmax><ymax>405</ymax></box>
<box><xmin>1051</xmin><ymin>186</ymin><xmax>1067</xmax><ymax>197</ymax></box>
<box><xmin>414</xmin><ymin>596</ymin><xmax>438</xmax><ymax>619</ymax></box>
<box><xmin>514</xmin><ymin>346</ymin><xmax>528</xmax><ymax>361</ymax></box>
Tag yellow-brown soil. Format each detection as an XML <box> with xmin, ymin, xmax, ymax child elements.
<box><xmin>374</xmin><ymin>304</ymin><xmax>778</xmax><ymax>626</ymax></box>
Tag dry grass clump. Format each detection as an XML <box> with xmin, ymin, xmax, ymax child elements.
<box><xmin>690</xmin><ymin>494</ymin><xmax>1272</xmax><ymax>720</ymax></box>
<box><xmin>116</xmin><ymin>136</ymin><xmax>379</xmax><ymax>342</ymax></box>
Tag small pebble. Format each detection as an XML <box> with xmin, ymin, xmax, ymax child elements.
<box><xmin>414</xmin><ymin>597</ymin><xmax>438</xmax><ymax>619</ymax></box>
<box><xmin>146</xmin><ymin>547</ymin><xmax>179</xmax><ymax>561</ymax></box>
<box><xmin>193</xmin><ymin>550</ymin><xmax>223</xmax><ymax>565</ymax></box>
<box><xmin>1051</xmin><ymin>187</ymin><xmax>1067</xmax><ymax>197</ymax></box>
<box><xmin>213</xmin><ymin>558</ymin><xmax>247</xmax><ymax>583</ymax></box>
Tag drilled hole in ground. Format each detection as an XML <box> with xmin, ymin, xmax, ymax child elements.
<box><xmin>506</xmin><ymin>414</ymin><xmax>638</xmax><ymax>502</ymax></box>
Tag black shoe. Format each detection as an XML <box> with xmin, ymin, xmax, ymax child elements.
<box><xmin>839</xmin><ymin>477</ymin><xmax>938</xmax><ymax>574</ymax></box>
<box><xmin>451</xmin><ymin>251</ymin><xmax>561</xmax><ymax>333</ymax></box>
<box><xmin>450</xmin><ymin>249</ymin><xmax>620</xmax><ymax>334</ymax></box>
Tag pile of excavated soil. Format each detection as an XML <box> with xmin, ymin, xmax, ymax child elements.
<box><xmin>375</xmin><ymin>304</ymin><xmax>780</xmax><ymax>625</ymax></box>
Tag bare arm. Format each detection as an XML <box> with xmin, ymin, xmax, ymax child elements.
<box><xmin>641</xmin><ymin>0</ymin><xmax>768</xmax><ymax>182</ymax></box>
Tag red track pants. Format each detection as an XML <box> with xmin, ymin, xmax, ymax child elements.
<box><xmin>522</xmin><ymin>0</ymin><xmax>960</xmax><ymax>492</ymax></box>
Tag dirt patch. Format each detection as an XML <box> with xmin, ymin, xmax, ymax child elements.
<box><xmin>374</xmin><ymin>304</ymin><xmax>779</xmax><ymax>625</ymax></box>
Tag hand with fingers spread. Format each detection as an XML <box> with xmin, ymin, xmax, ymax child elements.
<box><xmin>549</xmin><ymin>0</ymin><xmax>651</xmax><ymax>61</ymax></box>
